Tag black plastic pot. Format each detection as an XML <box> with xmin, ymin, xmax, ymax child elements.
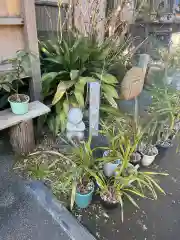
<box><xmin>156</xmin><ymin>143</ymin><xmax>172</xmax><ymax>159</ymax></box>
<box><xmin>100</xmin><ymin>197</ymin><xmax>119</xmax><ymax>210</ymax></box>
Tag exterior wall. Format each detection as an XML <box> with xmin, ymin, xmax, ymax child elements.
<box><xmin>0</xmin><ymin>0</ymin><xmax>24</xmax><ymax>60</ymax></box>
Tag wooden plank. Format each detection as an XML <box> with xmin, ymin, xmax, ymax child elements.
<box><xmin>21</xmin><ymin>0</ymin><xmax>42</xmax><ymax>101</ymax></box>
<box><xmin>0</xmin><ymin>101</ymin><xmax>50</xmax><ymax>130</ymax></box>
<box><xmin>35</xmin><ymin>0</ymin><xmax>68</xmax><ymax>5</ymax></box>
<box><xmin>0</xmin><ymin>26</ymin><xmax>24</xmax><ymax>60</ymax></box>
<box><xmin>0</xmin><ymin>0</ymin><xmax>21</xmax><ymax>17</ymax></box>
<box><xmin>0</xmin><ymin>17</ymin><xmax>23</xmax><ymax>25</ymax></box>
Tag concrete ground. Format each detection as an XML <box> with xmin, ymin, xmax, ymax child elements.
<box><xmin>0</xmin><ymin>132</ymin><xmax>95</xmax><ymax>240</ymax></box>
<box><xmin>74</xmin><ymin>142</ymin><xmax>180</xmax><ymax>240</ymax></box>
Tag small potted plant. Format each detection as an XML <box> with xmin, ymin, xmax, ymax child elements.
<box><xmin>75</xmin><ymin>176</ymin><xmax>94</xmax><ymax>209</ymax></box>
<box><xmin>140</xmin><ymin>143</ymin><xmax>158</xmax><ymax>167</ymax></box>
<box><xmin>156</xmin><ymin>123</ymin><xmax>174</xmax><ymax>158</ymax></box>
<box><xmin>6</xmin><ymin>51</ymin><xmax>30</xmax><ymax>115</ymax></box>
<box><xmin>130</xmin><ymin>151</ymin><xmax>142</xmax><ymax>165</ymax></box>
<box><xmin>60</xmin><ymin>137</ymin><xmax>100</xmax><ymax>209</ymax></box>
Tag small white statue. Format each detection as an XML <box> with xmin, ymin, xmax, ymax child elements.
<box><xmin>66</xmin><ymin>108</ymin><xmax>85</xmax><ymax>143</ymax></box>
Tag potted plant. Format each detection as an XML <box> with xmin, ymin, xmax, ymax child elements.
<box><xmin>139</xmin><ymin>119</ymin><xmax>159</xmax><ymax>167</ymax></box>
<box><xmin>140</xmin><ymin>143</ymin><xmax>158</xmax><ymax>167</ymax></box>
<box><xmin>155</xmin><ymin>121</ymin><xmax>174</xmax><ymax>159</ymax></box>
<box><xmin>98</xmin><ymin>163</ymin><xmax>167</xmax><ymax>221</ymax></box>
<box><xmin>57</xmin><ymin>137</ymin><xmax>104</xmax><ymax>209</ymax></box>
<box><xmin>99</xmin><ymin>115</ymin><xmax>144</xmax><ymax>176</ymax></box>
<box><xmin>6</xmin><ymin>51</ymin><xmax>30</xmax><ymax>115</ymax></box>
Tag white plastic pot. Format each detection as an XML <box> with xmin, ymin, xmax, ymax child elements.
<box><xmin>103</xmin><ymin>150</ymin><xmax>121</xmax><ymax>177</ymax></box>
<box><xmin>141</xmin><ymin>148</ymin><xmax>158</xmax><ymax>167</ymax></box>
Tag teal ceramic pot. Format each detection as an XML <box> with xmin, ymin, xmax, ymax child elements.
<box><xmin>75</xmin><ymin>183</ymin><xmax>94</xmax><ymax>209</ymax></box>
<box><xmin>8</xmin><ymin>94</ymin><xmax>30</xmax><ymax>115</ymax></box>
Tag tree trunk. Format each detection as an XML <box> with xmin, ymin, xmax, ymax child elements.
<box><xmin>9</xmin><ymin>120</ymin><xmax>35</xmax><ymax>155</ymax></box>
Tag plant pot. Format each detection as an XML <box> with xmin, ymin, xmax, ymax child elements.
<box><xmin>156</xmin><ymin>141</ymin><xmax>173</xmax><ymax>159</ymax></box>
<box><xmin>8</xmin><ymin>94</ymin><xmax>30</xmax><ymax>115</ymax></box>
<box><xmin>100</xmin><ymin>195</ymin><xmax>119</xmax><ymax>210</ymax></box>
<box><xmin>75</xmin><ymin>183</ymin><xmax>94</xmax><ymax>209</ymax></box>
<box><xmin>103</xmin><ymin>150</ymin><xmax>121</xmax><ymax>177</ymax></box>
<box><xmin>141</xmin><ymin>147</ymin><xmax>158</xmax><ymax>167</ymax></box>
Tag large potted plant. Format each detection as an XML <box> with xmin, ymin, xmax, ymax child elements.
<box><xmin>98</xmin><ymin>163</ymin><xmax>167</xmax><ymax>221</ymax></box>
<box><xmin>5</xmin><ymin>51</ymin><xmax>31</xmax><ymax>115</ymax></box>
<box><xmin>40</xmin><ymin>33</ymin><xmax>128</xmax><ymax>134</ymax></box>
<box><xmin>99</xmin><ymin>115</ymin><xmax>144</xmax><ymax>176</ymax></box>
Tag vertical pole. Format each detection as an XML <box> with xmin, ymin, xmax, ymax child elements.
<box><xmin>21</xmin><ymin>0</ymin><xmax>42</xmax><ymax>101</ymax></box>
<box><xmin>89</xmin><ymin>82</ymin><xmax>101</xmax><ymax>136</ymax></box>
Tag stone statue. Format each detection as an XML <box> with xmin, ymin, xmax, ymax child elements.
<box><xmin>66</xmin><ymin>108</ymin><xmax>85</xmax><ymax>143</ymax></box>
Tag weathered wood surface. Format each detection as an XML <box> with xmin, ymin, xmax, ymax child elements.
<box><xmin>10</xmin><ymin>120</ymin><xmax>35</xmax><ymax>154</ymax></box>
<box><xmin>0</xmin><ymin>17</ymin><xmax>23</xmax><ymax>25</ymax></box>
<box><xmin>21</xmin><ymin>0</ymin><xmax>42</xmax><ymax>101</ymax></box>
<box><xmin>0</xmin><ymin>101</ymin><xmax>50</xmax><ymax>130</ymax></box>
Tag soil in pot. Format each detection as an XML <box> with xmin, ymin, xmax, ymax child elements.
<box><xmin>8</xmin><ymin>94</ymin><xmax>29</xmax><ymax>103</ymax></box>
<box><xmin>75</xmin><ymin>181</ymin><xmax>94</xmax><ymax>209</ymax></box>
<box><xmin>100</xmin><ymin>187</ymin><xmax>119</xmax><ymax>210</ymax></box>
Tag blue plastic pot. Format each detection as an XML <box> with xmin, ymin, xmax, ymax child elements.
<box><xmin>75</xmin><ymin>184</ymin><xmax>94</xmax><ymax>209</ymax></box>
<box><xmin>8</xmin><ymin>94</ymin><xmax>30</xmax><ymax>115</ymax></box>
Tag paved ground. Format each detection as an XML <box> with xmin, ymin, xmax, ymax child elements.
<box><xmin>74</xmin><ymin>142</ymin><xmax>180</xmax><ymax>240</ymax></box>
<box><xmin>0</xmin><ymin>131</ymin><xmax>95</xmax><ymax>240</ymax></box>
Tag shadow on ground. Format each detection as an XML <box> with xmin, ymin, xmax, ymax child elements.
<box><xmin>74</xmin><ymin>143</ymin><xmax>180</xmax><ymax>240</ymax></box>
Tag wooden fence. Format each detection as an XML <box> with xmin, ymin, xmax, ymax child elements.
<box><xmin>35</xmin><ymin>0</ymin><xmax>68</xmax><ymax>39</ymax></box>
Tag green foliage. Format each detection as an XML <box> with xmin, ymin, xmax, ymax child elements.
<box><xmin>40</xmin><ymin>32</ymin><xmax>132</xmax><ymax>134</ymax></box>
<box><xmin>0</xmin><ymin>50</ymin><xmax>30</xmax><ymax>108</ymax></box>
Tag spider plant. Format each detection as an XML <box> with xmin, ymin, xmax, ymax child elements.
<box><xmin>97</xmin><ymin>163</ymin><xmax>167</xmax><ymax>222</ymax></box>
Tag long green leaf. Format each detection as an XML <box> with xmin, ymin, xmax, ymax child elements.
<box><xmin>102</xmin><ymin>84</ymin><xmax>119</xmax><ymax>99</ymax></box>
<box><xmin>42</xmin><ymin>72</ymin><xmax>58</xmax><ymax>82</ymax></box>
<box><xmin>70</xmin><ymin>70</ymin><xmax>79</xmax><ymax>81</ymax></box>
<box><xmin>74</xmin><ymin>91</ymin><xmax>84</xmax><ymax>107</ymax></box>
<box><xmin>70</xmin><ymin>182</ymin><xmax>77</xmax><ymax>210</ymax></box>
<box><xmin>95</xmin><ymin>73</ymin><xmax>118</xmax><ymax>84</ymax></box>
<box><xmin>104</xmin><ymin>93</ymin><xmax>118</xmax><ymax>108</ymax></box>
<box><xmin>52</xmin><ymin>81</ymin><xmax>74</xmax><ymax>105</ymax></box>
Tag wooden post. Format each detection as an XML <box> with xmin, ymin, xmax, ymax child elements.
<box><xmin>9</xmin><ymin>120</ymin><xmax>35</xmax><ymax>154</ymax></box>
<box><xmin>21</xmin><ymin>0</ymin><xmax>42</xmax><ymax>101</ymax></box>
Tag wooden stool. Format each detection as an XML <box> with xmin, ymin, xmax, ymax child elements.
<box><xmin>0</xmin><ymin>101</ymin><xmax>50</xmax><ymax>155</ymax></box>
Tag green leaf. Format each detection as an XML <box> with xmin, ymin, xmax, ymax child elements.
<box><xmin>70</xmin><ymin>182</ymin><xmax>77</xmax><ymax>210</ymax></box>
<box><xmin>44</xmin><ymin>56</ymin><xmax>63</xmax><ymax>65</ymax></box>
<box><xmin>123</xmin><ymin>192</ymin><xmax>139</xmax><ymax>209</ymax></box>
<box><xmin>59</xmin><ymin>110</ymin><xmax>67</xmax><ymax>132</ymax></box>
<box><xmin>63</xmin><ymin>99</ymin><xmax>69</xmax><ymax>114</ymax></box>
<box><xmin>74</xmin><ymin>91</ymin><xmax>84</xmax><ymax>107</ymax></box>
<box><xmin>52</xmin><ymin>81</ymin><xmax>74</xmax><ymax>105</ymax></box>
<box><xmin>2</xmin><ymin>84</ymin><xmax>10</xmax><ymax>92</ymax></box>
<box><xmin>70</xmin><ymin>70</ymin><xmax>79</xmax><ymax>81</ymax></box>
<box><xmin>102</xmin><ymin>84</ymin><xmax>119</xmax><ymax>99</ymax></box>
<box><xmin>104</xmin><ymin>93</ymin><xmax>118</xmax><ymax>108</ymax></box>
<box><xmin>42</xmin><ymin>72</ymin><xmax>59</xmax><ymax>82</ymax></box>
<box><xmin>95</xmin><ymin>73</ymin><xmax>118</xmax><ymax>84</ymax></box>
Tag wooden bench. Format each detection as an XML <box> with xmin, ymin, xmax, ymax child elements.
<box><xmin>0</xmin><ymin>101</ymin><xmax>50</xmax><ymax>154</ymax></box>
